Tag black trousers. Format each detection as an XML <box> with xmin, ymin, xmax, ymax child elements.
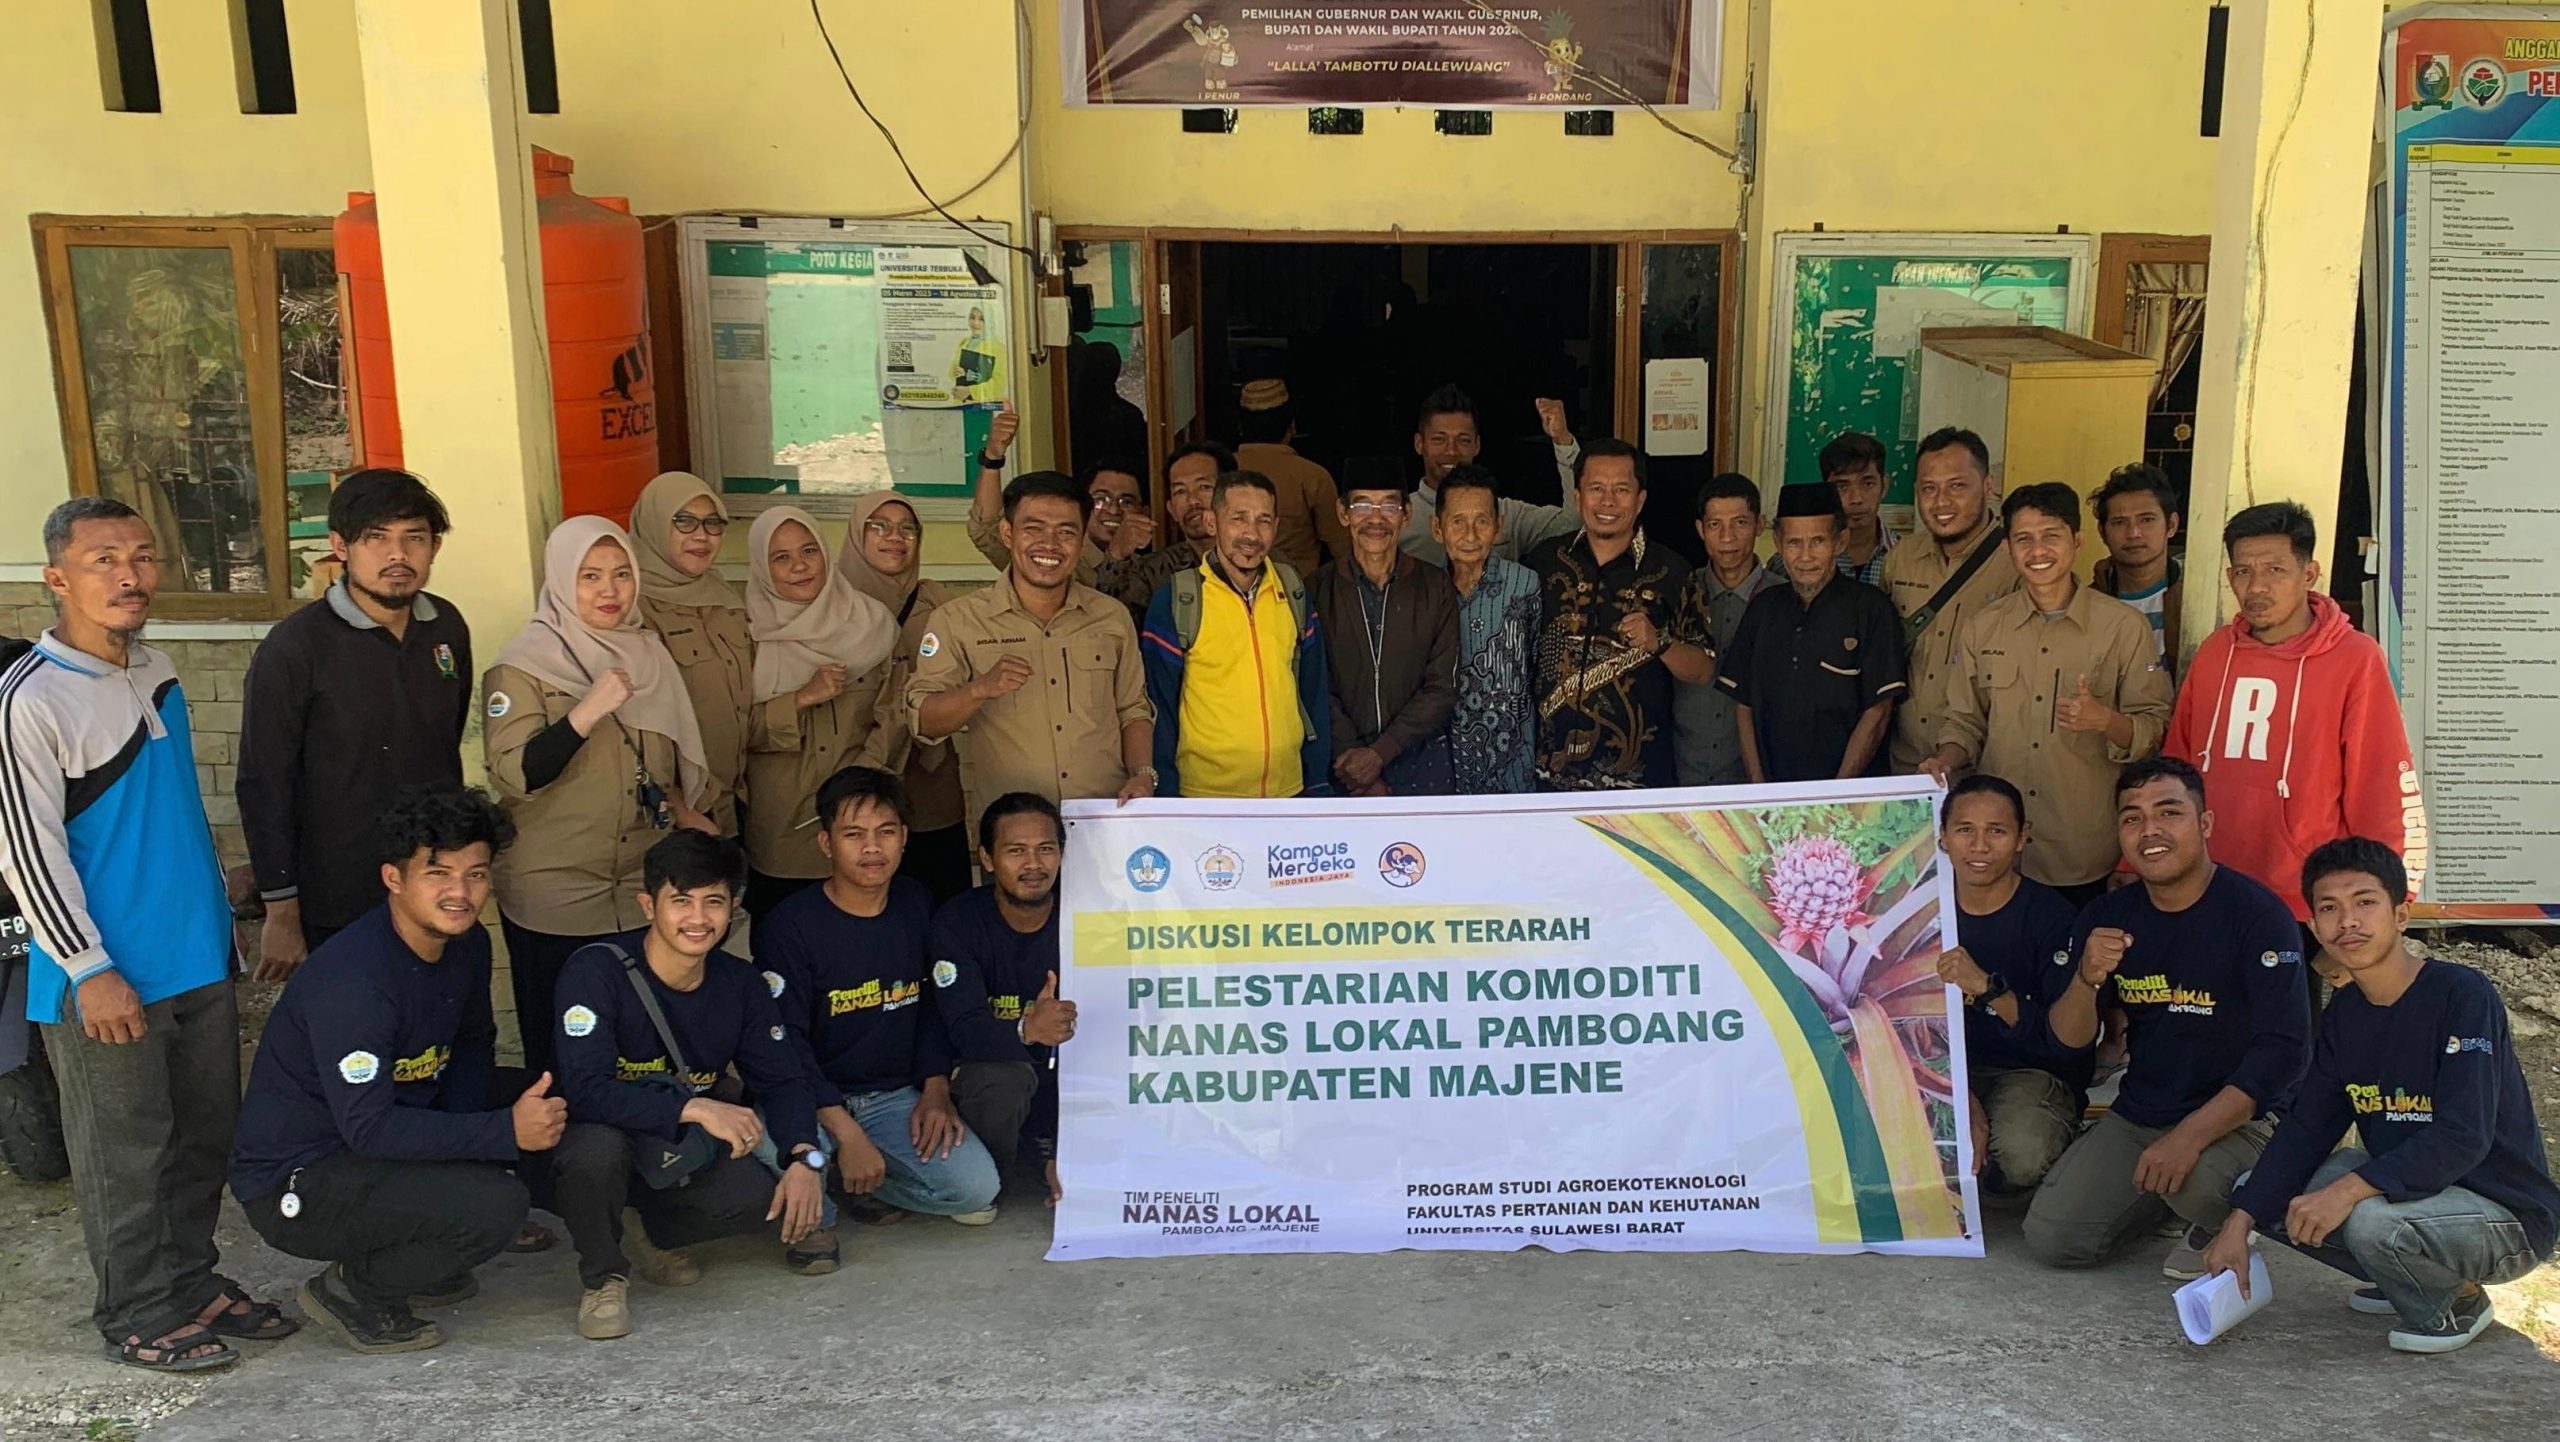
<box><xmin>951</xmin><ymin>1061</ymin><xmax>1048</xmax><ymax>1176</ymax></box>
<box><xmin>898</xmin><ymin>825</ymin><xmax>975</xmax><ymax>906</ymax></box>
<box><xmin>498</xmin><ymin>919</ymin><xmax>610</xmax><ymax>1075</ymax></box>
<box><xmin>549</xmin><ymin>1122</ymin><xmax>779</xmax><ymax>1288</ymax></box>
<box><xmin>242</xmin><ymin>1155</ymin><xmax>528</xmax><ymax>1311</ymax></box>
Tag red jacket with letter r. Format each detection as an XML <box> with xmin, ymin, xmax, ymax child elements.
<box><xmin>2164</xmin><ymin>591</ymin><xmax>2426</xmax><ymax>921</ymax></box>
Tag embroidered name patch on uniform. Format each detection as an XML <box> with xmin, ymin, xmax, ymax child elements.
<box><xmin>338</xmin><ymin>1051</ymin><xmax>380</xmax><ymax>1085</ymax></box>
<box><xmin>563</xmin><ymin>1005</ymin><xmax>599</xmax><ymax>1037</ymax></box>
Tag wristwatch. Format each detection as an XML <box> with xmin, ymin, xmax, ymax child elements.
<box><xmin>792</xmin><ymin>1144</ymin><xmax>827</xmax><ymax>1172</ymax></box>
<box><xmin>977</xmin><ymin>450</ymin><xmax>1007</xmax><ymax>471</ymax></box>
<box><xmin>1972</xmin><ymin>973</ymin><xmax>2011</xmax><ymax>1009</ymax></box>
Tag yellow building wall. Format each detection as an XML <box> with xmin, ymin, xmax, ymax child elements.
<box><xmin>0</xmin><ymin>0</ymin><xmax>2321</xmax><ymax>570</ymax></box>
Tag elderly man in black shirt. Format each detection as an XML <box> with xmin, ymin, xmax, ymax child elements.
<box><xmin>1716</xmin><ymin>484</ymin><xmax>1906</xmax><ymax>782</ymax></box>
<box><xmin>239</xmin><ymin>469</ymin><xmax>474</xmax><ymax>975</ymax></box>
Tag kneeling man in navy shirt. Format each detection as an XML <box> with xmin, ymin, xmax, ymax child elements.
<box><xmin>2204</xmin><ymin>837</ymin><xmax>2559</xmax><ymax>1353</ymax></box>
<box><xmin>232</xmin><ymin>789</ymin><xmax>566</xmax><ymax>1354</ymax></box>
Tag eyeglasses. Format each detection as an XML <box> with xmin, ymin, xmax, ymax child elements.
<box><xmin>863</xmin><ymin>519</ymin><xmax>924</xmax><ymax>541</ymax></box>
<box><xmin>1347</xmin><ymin>499</ymin><xmax>1407</xmax><ymax>517</ymax></box>
<box><xmin>1089</xmin><ymin>493</ymin><xmax>1139</xmax><ymax>512</ymax></box>
<box><xmin>670</xmin><ymin>514</ymin><xmax>730</xmax><ymax>535</ymax></box>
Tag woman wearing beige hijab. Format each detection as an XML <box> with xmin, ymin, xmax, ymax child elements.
<box><xmin>837</xmin><ymin>490</ymin><xmax>971</xmax><ymax>901</ymax></box>
<box><xmin>631</xmin><ymin>472</ymin><xmax>788</xmax><ymax>837</ymax></box>
<box><xmin>741</xmin><ymin>505</ymin><xmax>906</xmax><ymax>917</ymax></box>
<box><xmin>484</xmin><ymin>516</ymin><xmax>713</xmax><ymax>1073</ymax></box>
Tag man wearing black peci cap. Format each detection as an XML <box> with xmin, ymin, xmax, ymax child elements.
<box><xmin>1715</xmin><ymin>483</ymin><xmax>1907</xmax><ymax>783</ymax></box>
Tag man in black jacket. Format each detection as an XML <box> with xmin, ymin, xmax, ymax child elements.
<box><xmin>239</xmin><ymin>469</ymin><xmax>473</xmax><ymax>976</ymax></box>
<box><xmin>1312</xmin><ymin>458</ymin><xmax>1460</xmax><ymax>796</ymax></box>
<box><xmin>933</xmin><ymin>793</ymin><xmax>1079</xmax><ymax>1204</ymax></box>
<box><xmin>231</xmin><ymin>790</ymin><xmax>565</xmax><ymax>1354</ymax></box>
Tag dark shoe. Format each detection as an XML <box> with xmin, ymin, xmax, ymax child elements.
<box><xmin>2349</xmin><ymin>1285</ymin><xmax>2398</xmax><ymax>1316</ymax></box>
<box><xmin>845</xmin><ymin>1197</ymin><xmax>909</xmax><ymax>1227</ymax></box>
<box><xmin>2389</xmin><ymin>1290</ymin><xmax>2496</xmax><ymax>1354</ymax></box>
<box><xmin>412</xmin><ymin>1274</ymin><xmax>480</xmax><ymax>1308</ymax></box>
<box><xmin>505</xmin><ymin>1219</ymin><xmax>558</xmax><ymax>1254</ymax></box>
<box><xmin>297</xmin><ymin>1265</ymin><xmax>444</xmax><ymax>1355</ymax></box>
<box><xmin>784</xmin><ymin>1228</ymin><xmax>841</xmax><ymax>1276</ymax></box>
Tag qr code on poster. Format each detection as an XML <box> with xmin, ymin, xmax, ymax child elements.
<box><xmin>886</xmin><ymin>340</ymin><xmax>914</xmax><ymax>369</ymax></box>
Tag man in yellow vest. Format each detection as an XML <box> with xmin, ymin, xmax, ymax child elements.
<box><xmin>1140</xmin><ymin>471</ymin><xmax>1332</xmax><ymax>797</ymax></box>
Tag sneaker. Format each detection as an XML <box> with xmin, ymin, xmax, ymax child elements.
<box><xmin>577</xmin><ymin>1277</ymin><xmax>632</xmax><ymax>1341</ymax></box>
<box><xmin>411</xmin><ymin>1274</ymin><xmax>479</xmax><ymax>1308</ymax></box>
<box><xmin>298</xmin><ymin>1265</ymin><xmax>444</xmax><ymax>1355</ymax></box>
<box><xmin>2349</xmin><ymin>1286</ymin><xmax>2399</xmax><ymax>1316</ymax></box>
<box><xmin>2389</xmin><ymin>1291</ymin><xmax>2496</xmax><ymax>1354</ymax></box>
<box><xmin>621</xmin><ymin>1212</ymin><xmax>703</xmax><ymax>1287</ymax></box>
<box><xmin>2161</xmin><ymin>1228</ymin><xmax>2212</xmax><ymax>1281</ymax></box>
<box><xmin>950</xmin><ymin>1206</ymin><xmax>1000</xmax><ymax>1227</ymax></box>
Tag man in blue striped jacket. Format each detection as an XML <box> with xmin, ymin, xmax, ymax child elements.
<box><xmin>0</xmin><ymin>498</ymin><xmax>291</xmax><ymax>1372</ymax></box>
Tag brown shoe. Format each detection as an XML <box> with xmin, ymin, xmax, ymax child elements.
<box><xmin>577</xmin><ymin>1277</ymin><xmax>632</xmax><ymax>1341</ymax></box>
<box><xmin>622</xmin><ymin>1211</ymin><xmax>703</xmax><ymax>1286</ymax></box>
<box><xmin>785</xmin><ymin>1228</ymin><xmax>841</xmax><ymax>1276</ymax></box>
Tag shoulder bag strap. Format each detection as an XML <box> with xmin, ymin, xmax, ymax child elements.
<box><xmin>607</xmin><ymin>943</ymin><xmax>702</xmax><ymax>1095</ymax></box>
<box><xmin>1902</xmin><ymin>527</ymin><xmax>2006</xmax><ymax>648</ymax></box>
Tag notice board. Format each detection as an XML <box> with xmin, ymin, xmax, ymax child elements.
<box><xmin>1760</xmin><ymin>234</ymin><xmax>2091</xmax><ymax>524</ymax></box>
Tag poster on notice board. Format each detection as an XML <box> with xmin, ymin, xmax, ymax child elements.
<box><xmin>877</xmin><ymin>247</ymin><xmax>1007</xmax><ymax>410</ymax></box>
<box><xmin>1061</xmin><ymin>2</ymin><xmax>1723</xmax><ymax>109</ymax></box>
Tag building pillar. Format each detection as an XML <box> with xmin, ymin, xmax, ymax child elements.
<box><xmin>351</xmin><ymin>0</ymin><xmax>556</xmax><ymax>651</ymax></box>
<box><xmin>2179</xmin><ymin>0</ymin><xmax>2385</xmax><ymax>644</ymax></box>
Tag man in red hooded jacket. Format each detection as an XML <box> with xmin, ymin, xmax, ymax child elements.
<box><xmin>2165</xmin><ymin>502</ymin><xmax>2426</xmax><ymax>924</ymax></box>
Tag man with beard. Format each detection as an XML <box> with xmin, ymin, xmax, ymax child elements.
<box><xmin>2026</xmin><ymin>758</ymin><xmax>2310</xmax><ymax>1278</ymax></box>
<box><xmin>1313</xmin><ymin>458</ymin><xmax>1460</xmax><ymax>795</ymax></box>
<box><xmin>1878</xmin><ymin>429</ymin><xmax>2016</xmax><ymax>772</ymax></box>
<box><xmin>906</xmin><ymin>471</ymin><xmax>1157</xmax><ymax>828</ymax></box>
<box><xmin>1099</xmin><ymin>441</ymin><xmax>1231</xmax><ymax>621</ymax></box>
<box><xmin>240</xmin><ymin>469</ymin><xmax>474</xmax><ymax>974</ymax></box>
<box><xmin>931</xmin><ymin>793</ymin><xmax>1079</xmax><ymax>1205</ymax></box>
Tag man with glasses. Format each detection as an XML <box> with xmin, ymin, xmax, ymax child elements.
<box><xmin>906</xmin><ymin>472</ymin><xmax>1156</xmax><ymax>826</ymax></box>
<box><xmin>1099</xmin><ymin>441</ymin><xmax>1231</xmax><ymax>623</ymax></box>
<box><xmin>1311</xmin><ymin>458</ymin><xmax>1460</xmax><ymax>795</ymax></box>
<box><xmin>1080</xmin><ymin>460</ymin><xmax>1151</xmax><ymax>571</ymax></box>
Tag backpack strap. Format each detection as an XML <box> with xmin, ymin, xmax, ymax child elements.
<box><xmin>1171</xmin><ymin>567</ymin><xmax>1205</xmax><ymax>652</ymax></box>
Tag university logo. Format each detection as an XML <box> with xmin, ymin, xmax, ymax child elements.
<box><xmin>2414</xmin><ymin>53</ymin><xmax>2455</xmax><ymax>110</ymax></box>
<box><xmin>2462</xmin><ymin>57</ymin><xmax>2507</xmax><ymax>108</ymax></box>
<box><xmin>1127</xmin><ymin>846</ymin><xmax>1171</xmax><ymax>893</ymax></box>
<box><xmin>1378</xmin><ymin>842</ymin><xmax>1427</xmax><ymax>889</ymax></box>
<box><xmin>1197</xmin><ymin>845</ymin><xmax>1245</xmax><ymax>892</ymax></box>
<box><xmin>2447</xmin><ymin>1035</ymin><xmax>2494</xmax><ymax>1056</ymax></box>
<box><xmin>433</xmin><ymin>642</ymin><xmax>456</xmax><ymax>679</ymax></box>
<box><xmin>2259</xmin><ymin>949</ymin><xmax>2301</xmax><ymax>969</ymax></box>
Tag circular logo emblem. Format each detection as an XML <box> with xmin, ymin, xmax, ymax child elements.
<box><xmin>1126</xmin><ymin>846</ymin><xmax>1171</xmax><ymax>893</ymax></box>
<box><xmin>932</xmin><ymin>959</ymin><xmax>959</xmax><ymax>988</ymax></box>
<box><xmin>918</xmin><ymin>632</ymin><xmax>941</xmax><ymax>659</ymax></box>
<box><xmin>2447</xmin><ymin>1035</ymin><xmax>2463</xmax><ymax>1055</ymax></box>
<box><xmin>1197</xmin><ymin>845</ymin><xmax>1245</xmax><ymax>892</ymax></box>
<box><xmin>770</xmin><ymin>1025</ymin><xmax>786</xmax><ymax>1042</ymax></box>
<box><xmin>562</xmin><ymin>1005</ymin><xmax>599</xmax><ymax>1038</ymax></box>
<box><xmin>484</xmin><ymin>690</ymin><xmax>512</xmax><ymax>719</ymax></box>
<box><xmin>763</xmin><ymin>970</ymin><xmax>786</xmax><ymax>998</ymax></box>
<box><xmin>2052</xmin><ymin>949</ymin><xmax>2071</xmax><ymax>968</ymax></box>
<box><xmin>338</xmin><ymin>1051</ymin><xmax>380</xmax><ymax>1085</ymax></box>
<box><xmin>1379</xmin><ymin>842</ymin><xmax>1427</xmax><ymax>889</ymax></box>
<box><xmin>2461</xmin><ymin>56</ymin><xmax>2507</xmax><ymax>108</ymax></box>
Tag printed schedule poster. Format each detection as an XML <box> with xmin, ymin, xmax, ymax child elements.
<box><xmin>1049</xmin><ymin>780</ymin><xmax>1984</xmax><ymax>1260</ymax></box>
<box><xmin>875</xmin><ymin>246</ymin><xmax>1006</xmax><ymax>410</ymax></box>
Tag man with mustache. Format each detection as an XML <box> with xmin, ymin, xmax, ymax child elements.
<box><xmin>1312</xmin><ymin>457</ymin><xmax>1460</xmax><ymax>796</ymax></box>
<box><xmin>1877</xmin><ymin>428</ymin><xmax>2016</xmax><ymax>772</ymax></box>
<box><xmin>1098</xmin><ymin>441</ymin><xmax>1231</xmax><ymax>622</ymax></box>
<box><xmin>239</xmin><ymin>469</ymin><xmax>474</xmax><ymax>975</ymax></box>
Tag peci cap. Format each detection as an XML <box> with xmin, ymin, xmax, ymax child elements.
<box><xmin>1775</xmin><ymin>483</ymin><xmax>1846</xmax><ymax>522</ymax></box>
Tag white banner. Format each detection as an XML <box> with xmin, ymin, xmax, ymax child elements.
<box><xmin>1049</xmin><ymin>779</ymin><xmax>1983</xmax><ymax>1261</ymax></box>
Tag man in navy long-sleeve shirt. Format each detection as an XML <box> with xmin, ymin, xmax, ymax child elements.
<box><xmin>233</xmin><ymin>790</ymin><xmax>564</xmax><ymax>1354</ymax></box>
<box><xmin>547</xmin><ymin>831</ymin><xmax>828</xmax><ymax>1342</ymax></box>
<box><xmin>932</xmin><ymin>792</ymin><xmax>1082</xmax><ymax>1205</ymax></box>
<box><xmin>1932</xmin><ymin>776</ymin><xmax>2090</xmax><ymax>1197</ymax></box>
<box><xmin>2205</xmin><ymin>837</ymin><xmax>2559</xmax><ymax>1353</ymax></box>
<box><xmin>758</xmin><ymin>766</ymin><xmax>1000</xmax><ymax>1225</ymax></box>
<box><xmin>2025</xmin><ymin>757</ymin><xmax>2310</xmax><ymax>1274</ymax></box>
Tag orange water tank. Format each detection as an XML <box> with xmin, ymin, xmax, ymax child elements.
<box><xmin>337</xmin><ymin>148</ymin><xmax>658</xmax><ymax>524</ymax></box>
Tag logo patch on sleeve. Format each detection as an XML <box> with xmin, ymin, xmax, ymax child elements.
<box><xmin>918</xmin><ymin>632</ymin><xmax>941</xmax><ymax>659</ymax></box>
<box><xmin>485</xmin><ymin>691</ymin><xmax>512</xmax><ymax>719</ymax></box>
<box><xmin>2052</xmin><ymin>949</ymin><xmax>2071</xmax><ymax>967</ymax></box>
<box><xmin>932</xmin><ymin>959</ymin><xmax>959</xmax><ymax>988</ymax></box>
<box><xmin>2261</xmin><ymin>949</ymin><xmax>2301</xmax><ymax>968</ymax></box>
<box><xmin>563</xmin><ymin>1005</ymin><xmax>599</xmax><ymax>1038</ymax></box>
<box><xmin>2448</xmin><ymin>1035</ymin><xmax>2494</xmax><ymax>1056</ymax></box>
<box><xmin>763</xmin><ymin>970</ymin><xmax>786</xmax><ymax>998</ymax></box>
<box><xmin>338</xmin><ymin>1051</ymin><xmax>380</xmax><ymax>1085</ymax></box>
<box><xmin>770</xmin><ymin>1025</ymin><xmax>786</xmax><ymax>1042</ymax></box>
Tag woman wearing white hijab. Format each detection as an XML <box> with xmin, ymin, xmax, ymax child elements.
<box><xmin>741</xmin><ymin>505</ymin><xmax>905</xmax><ymax>917</ymax></box>
<box><xmin>836</xmin><ymin>489</ymin><xmax>971</xmax><ymax>902</ymax></box>
<box><xmin>631</xmin><ymin>472</ymin><xmax>786</xmax><ymax>838</ymax></box>
<box><xmin>484</xmin><ymin>516</ymin><xmax>713</xmax><ymax>1074</ymax></box>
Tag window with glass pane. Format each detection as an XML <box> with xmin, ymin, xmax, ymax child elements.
<box><xmin>278</xmin><ymin>245</ymin><xmax>348</xmax><ymax>597</ymax></box>
<box><xmin>68</xmin><ymin>245</ymin><xmax>260</xmax><ymax>597</ymax></box>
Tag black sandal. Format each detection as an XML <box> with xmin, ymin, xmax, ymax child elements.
<box><xmin>103</xmin><ymin>1323</ymin><xmax>239</xmax><ymax>1373</ymax></box>
<box><xmin>506</xmin><ymin>1220</ymin><xmax>558</xmax><ymax>1254</ymax></box>
<box><xmin>203</xmin><ymin>1284</ymin><xmax>301</xmax><ymax>1342</ymax></box>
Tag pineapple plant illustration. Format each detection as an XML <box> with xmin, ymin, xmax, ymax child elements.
<box><xmin>1582</xmin><ymin>799</ymin><xmax>1966</xmax><ymax>1243</ymax></box>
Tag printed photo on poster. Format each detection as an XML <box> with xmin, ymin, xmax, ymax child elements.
<box><xmin>877</xmin><ymin>246</ymin><xmax>1007</xmax><ymax>410</ymax></box>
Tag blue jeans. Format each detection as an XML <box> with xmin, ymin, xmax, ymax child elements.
<box><xmin>841</xmin><ymin>1087</ymin><xmax>1000</xmax><ymax>1216</ymax></box>
<box><xmin>2262</xmin><ymin>1150</ymin><xmax>2544</xmax><ymax>1332</ymax></box>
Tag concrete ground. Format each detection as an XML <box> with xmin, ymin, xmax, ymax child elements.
<box><xmin>1</xmin><ymin>1182</ymin><xmax>2554</xmax><ymax>1442</ymax></box>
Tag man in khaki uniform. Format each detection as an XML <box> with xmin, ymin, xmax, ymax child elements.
<box><xmin>1879</xmin><ymin>427</ymin><xmax>2018</xmax><ymax>772</ymax></box>
<box><xmin>907</xmin><ymin>472</ymin><xmax>1157</xmax><ymax>828</ymax></box>
<box><xmin>1923</xmin><ymin>484</ymin><xmax>2174</xmax><ymax>906</ymax></box>
<box><xmin>1233</xmin><ymin>377</ymin><xmax>1349</xmax><ymax>576</ymax></box>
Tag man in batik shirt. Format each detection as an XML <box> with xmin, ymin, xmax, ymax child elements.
<box><xmin>1432</xmin><ymin>466</ymin><xmax>1539</xmax><ymax>793</ymax></box>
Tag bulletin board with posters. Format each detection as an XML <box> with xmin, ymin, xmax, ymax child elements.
<box><xmin>1759</xmin><ymin>234</ymin><xmax>2092</xmax><ymax>529</ymax></box>
<box><xmin>675</xmin><ymin>216</ymin><xmax>1018</xmax><ymax>511</ymax></box>
<box><xmin>2373</xmin><ymin>5</ymin><xmax>2560</xmax><ymax>918</ymax></box>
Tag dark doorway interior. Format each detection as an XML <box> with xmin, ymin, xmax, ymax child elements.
<box><xmin>1196</xmin><ymin>242</ymin><xmax>1617</xmax><ymax>513</ymax></box>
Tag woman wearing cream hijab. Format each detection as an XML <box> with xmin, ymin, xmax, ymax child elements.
<box><xmin>631</xmin><ymin>472</ymin><xmax>782</xmax><ymax>838</ymax></box>
<box><xmin>837</xmin><ymin>490</ymin><xmax>970</xmax><ymax>901</ymax></box>
<box><xmin>483</xmin><ymin>515</ymin><xmax>713</xmax><ymax>1074</ymax></box>
<box><xmin>741</xmin><ymin>505</ymin><xmax>905</xmax><ymax>917</ymax></box>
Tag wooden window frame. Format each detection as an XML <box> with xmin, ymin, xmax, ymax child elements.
<box><xmin>34</xmin><ymin>214</ymin><xmax>334</xmax><ymax>622</ymax></box>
